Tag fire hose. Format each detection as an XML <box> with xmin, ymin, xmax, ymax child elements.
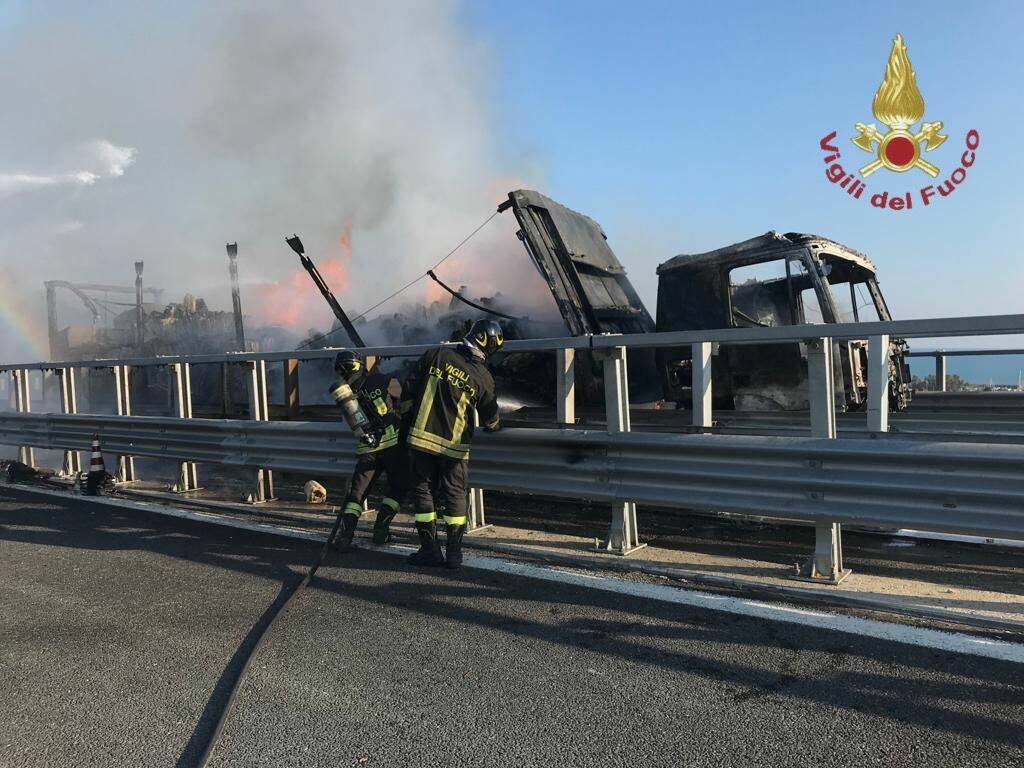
<box><xmin>425</xmin><ymin>270</ymin><xmax>519</xmax><ymax>321</ymax></box>
<box><xmin>190</xmin><ymin>507</ymin><xmax>347</xmax><ymax>768</ymax></box>
<box><xmin>189</xmin><ymin>378</ymin><xmax>380</xmax><ymax>765</ymax></box>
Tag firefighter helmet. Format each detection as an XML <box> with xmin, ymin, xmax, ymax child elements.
<box><xmin>464</xmin><ymin>319</ymin><xmax>504</xmax><ymax>358</ymax></box>
<box><xmin>333</xmin><ymin>350</ymin><xmax>364</xmax><ymax>381</ymax></box>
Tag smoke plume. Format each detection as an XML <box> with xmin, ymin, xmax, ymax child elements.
<box><xmin>0</xmin><ymin>1</ymin><xmax>554</xmax><ymax>362</ymax></box>
<box><xmin>0</xmin><ymin>140</ymin><xmax>137</xmax><ymax>198</ymax></box>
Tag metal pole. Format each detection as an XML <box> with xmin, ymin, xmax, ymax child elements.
<box><xmin>226</xmin><ymin>242</ymin><xmax>246</xmax><ymax>351</ymax></box>
<box><xmin>57</xmin><ymin>367</ymin><xmax>82</xmax><ymax>478</ymax></box>
<box><xmin>283</xmin><ymin>359</ymin><xmax>300</xmax><ymax>419</ymax></box>
<box><xmin>597</xmin><ymin>346</ymin><xmax>644</xmax><ymax>555</ymax></box>
<box><xmin>935</xmin><ymin>352</ymin><xmax>947</xmax><ymax>392</ymax></box>
<box><xmin>867</xmin><ymin>334</ymin><xmax>890</xmax><ymax>433</ymax></box>
<box><xmin>46</xmin><ymin>283</ymin><xmax>59</xmax><ymax>360</ymax></box>
<box><xmin>797</xmin><ymin>337</ymin><xmax>849</xmax><ymax>584</ymax></box>
<box><xmin>221</xmin><ymin>362</ymin><xmax>232</xmax><ymax>418</ymax></box>
<box><xmin>40</xmin><ymin>369</ymin><xmax>50</xmax><ymax>409</ymax></box>
<box><xmin>245</xmin><ymin>360</ymin><xmax>274</xmax><ymax>503</ymax></box>
<box><xmin>467</xmin><ymin>409</ymin><xmax>491</xmax><ymax>534</ymax></box>
<box><xmin>556</xmin><ymin>348</ymin><xmax>575</xmax><ymax>425</ymax></box>
<box><xmin>134</xmin><ymin>261</ymin><xmax>145</xmax><ymax>347</ymax></box>
<box><xmin>13</xmin><ymin>370</ymin><xmax>34</xmax><ymax>467</ymax></box>
<box><xmin>171</xmin><ymin>362</ymin><xmax>198</xmax><ymax>492</ymax></box>
<box><xmin>692</xmin><ymin>341</ymin><xmax>713</xmax><ymax>429</ymax></box>
<box><xmin>113</xmin><ymin>365</ymin><xmax>137</xmax><ymax>482</ymax></box>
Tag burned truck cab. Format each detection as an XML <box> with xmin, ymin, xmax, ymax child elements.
<box><xmin>656</xmin><ymin>232</ymin><xmax>912</xmax><ymax>411</ymax></box>
<box><xmin>501</xmin><ymin>189</ymin><xmax>662</xmax><ymax>404</ymax></box>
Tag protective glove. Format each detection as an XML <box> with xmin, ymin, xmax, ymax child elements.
<box><xmin>359</xmin><ymin>430</ymin><xmax>381</xmax><ymax>450</ymax></box>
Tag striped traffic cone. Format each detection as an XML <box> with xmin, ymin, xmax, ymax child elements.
<box><xmin>85</xmin><ymin>433</ymin><xmax>106</xmax><ymax>496</ymax></box>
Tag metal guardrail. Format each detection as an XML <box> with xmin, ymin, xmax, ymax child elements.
<box><xmin>4</xmin><ymin>310</ymin><xmax>1024</xmax><ymax>582</ymax></box>
<box><xmin>3</xmin><ymin>412</ymin><xmax>1024</xmax><ymax>539</ymax></box>
<box><xmin>905</xmin><ymin>347</ymin><xmax>1024</xmax><ymax>392</ymax></box>
<box><xmin>907</xmin><ymin>348</ymin><xmax>1024</xmax><ymax>358</ymax></box>
<box><xmin>1</xmin><ymin>312</ymin><xmax>1024</xmax><ymax>372</ymax></box>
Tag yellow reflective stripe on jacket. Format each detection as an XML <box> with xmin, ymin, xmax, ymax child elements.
<box><xmin>450</xmin><ymin>392</ymin><xmax>470</xmax><ymax>446</ymax></box>
<box><xmin>407</xmin><ymin>428</ymin><xmax>471</xmax><ymax>456</ymax></box>
<box><xmin>408</xmin><ymin>428</ymin><xmax>471</xmax><ymax>459</ymax></box>
<box><xmin>413</xmin><ymin>375</ymin><xmax>439</xmax><ymax>433</ymax></box>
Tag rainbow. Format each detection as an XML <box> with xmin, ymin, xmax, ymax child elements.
<box><xmin>0</xmin><ymin>279</ymin><xmax>51</xmax><ymax>361</ymax></box>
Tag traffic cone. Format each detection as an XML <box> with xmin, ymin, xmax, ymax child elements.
<box><xmin>85</xmin><ymin>433</ymin><xmax>106</xmax><ymax>496</ymax></box>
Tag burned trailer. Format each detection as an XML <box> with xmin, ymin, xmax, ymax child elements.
<box><xmin>499</xmin><ymin>189</ymin><xmax>661</xmax><ymax>403</ymax></box>
<box><xmin>656</xmin><ymin>232</ymin><xmax>912</xmax><ymax>412</ymax></box>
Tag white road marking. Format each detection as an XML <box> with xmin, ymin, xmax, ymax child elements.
<box><xmin>463</xmin><ymin>556</ymin><xmax>1024</xmax><ymax>664</ymax></box>
<box><xmin>6</xmin><ymin>483</ymin><xmax>1024</xmax><ymax>664</ymax></box>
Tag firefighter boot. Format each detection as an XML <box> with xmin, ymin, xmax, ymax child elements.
<box><xmin>331</xmin><ymin>504</ymin><xmax>362</xmax><ymax>554</ymax></box>
<box><xmin>372</xmin><ymin>497</ymin><xmax>400</xmax><ymax>545</ymax></box>
<box><xmin>444</xmin><ymin>520</ymin><xmax>467</xmax><ymax>570</ymax></box>
<box><xmin>408</xmin><ymin>519</ymin><xmax>444</xmax><ymax>566</ymax></box>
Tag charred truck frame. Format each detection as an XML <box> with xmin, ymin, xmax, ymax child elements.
<box><xmin>500</xmin><ymin>190</ymin><xmax>912</xmax><ymax>413</ymax></box>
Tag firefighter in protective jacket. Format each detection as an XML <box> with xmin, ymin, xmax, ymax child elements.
<box><xmin>329</xmin><ymin>350</ymin><xmax>408</xmax><ymax>552</ymax></box>
<box><xmin>404</xmin><ymin>319</ymin><xmax>501</xmax><ymax>568</ymax></box>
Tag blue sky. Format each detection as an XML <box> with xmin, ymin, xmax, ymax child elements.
<box><xmin>463</xmin><ymin>0</ymin><xmax>1024</xmax><ymax>381</ymax></box>
<box><xmin>464</xmin><ymin>1</ymin><xmax>1021</xmax><ymax>303</ymax></box>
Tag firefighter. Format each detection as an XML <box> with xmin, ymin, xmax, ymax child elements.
<box><xmin>328</xmin><ymin>350</ymin><xmax>407</xmax><ymax>552</ymax></box>
<box><xmin>404</xmin><ymin>319</ymin><xmax>502</xmax><ymax>569</ymax></box>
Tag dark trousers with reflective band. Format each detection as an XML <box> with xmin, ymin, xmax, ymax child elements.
<box><xmin>408</xmin><ymin>448</ymin><xmax>469</xmax><ymax>525</ymax></box>
<box><xmin>343</xmin><ymin>445</ymin><xmax>407</xmax><ymax>518</ymax></box>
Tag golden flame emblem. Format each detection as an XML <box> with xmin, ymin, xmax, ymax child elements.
<box><xmin>852</xmin><ymin>34</ymin><xmax>947</xmax><ymax>177</ymax></box>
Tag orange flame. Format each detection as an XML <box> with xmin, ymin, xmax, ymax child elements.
<box><xmin>254</xmin><ymin>225</ymin><xmax>353</xmax><ymax>329</ymax></box>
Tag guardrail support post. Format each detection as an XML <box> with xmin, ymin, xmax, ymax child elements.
<box><xmin>556</xmin><ymin>348</ymin><xmax>575</xmax><ymax>425</ymax></box>
<box><xmin>692</xmin><ymin>341</ymin><xmax>713</xmax><ymax>429</ymax></box>
<box><xmin>596</xmin><ymin>346</ymin><xmax>645</xmax><ymax>555</ymax></box>
<box><xmin>283</xmin><ymin>359</ymin><xmax>300</xmax><ymax>419</ymax></box>
<box><xmin>867</xmin><ymin>334</ymin><xmax>890</xmax><ymax>433</ymax></box>
<box><xmin>935</xmin><ymin>352</ymin><xmax>947</xmax><ymax>392</ymax></box>
<box><xmin>796</xmin><ymin>337</ymin><xmax>850</xmax><ymax>584</ymax></box>
<box><xmin>246</xmin><ymin>360</ymin><xmax>274</xmax><ymax>503</ymax></box>
<box><xmin>57</xmin><ymin>367</ymin><xmax>82</xmax><ymax>478</ymax></box>
<box><xmin>13</xmin><ymin>369</ymin><xmax>34</xmax><ymax>468</ymax></box>
<box><xmin>113</xmin><ymin>365</ymin><xmax>137</xmax><ymax>482</ymax></box>
<box><xmin>170</xmin><ymin>362</ymin><xmax>198</xmax><ymax>492</ymax></box>
<box><xmin>466</xmin><ymin>410</ymin><xmax>491</xmax><ymax>534</ymax></box>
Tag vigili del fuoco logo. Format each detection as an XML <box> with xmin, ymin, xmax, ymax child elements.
<box><xmin>819</xmin><ymin>34</ymin><xmax>979</xmax><ymax>211</ymax></box>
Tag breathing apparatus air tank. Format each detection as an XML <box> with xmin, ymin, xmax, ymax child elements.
<box><xmin>328</xmin><ymin>380</ymin><xmax>379</xmax><ymax>448</ymax></box>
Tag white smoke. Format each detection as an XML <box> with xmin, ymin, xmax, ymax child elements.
<box><xmin>0</xmin><ymin>1</ymin><xmax>554</xmax><ymax>362</ymax></box>
<box><xmin>0</xmin><ymin>140</ymin><xmax>137</xmax><ymax>198</ymax></box>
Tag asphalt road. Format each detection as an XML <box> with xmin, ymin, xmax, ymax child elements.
<box><xmin>2</xmin><ymin>487</ymin><xmax>1023</xmax><ymax>767</ymax></box>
